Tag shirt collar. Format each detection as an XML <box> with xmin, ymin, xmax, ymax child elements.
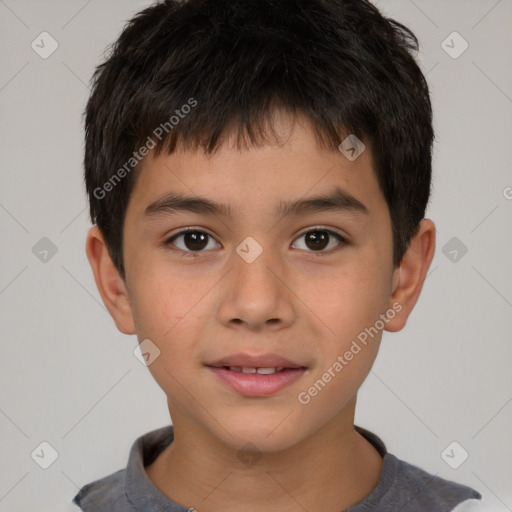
<box><xmin>126</xmin><ymin>425</ymin><xmax>189</xmax><ymax>511</ymax></box>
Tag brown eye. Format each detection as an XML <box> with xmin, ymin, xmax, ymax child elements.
<box><xmin>304</xmin><ymin>231</ymin><xmax>329</xmax><ymax>250</ymax></box>
<box><xmin>166</xmin><ymin>227</ymin><xmax>346</xmax><ymax>256</ymax></box>
<box><xmin>182</xmin><ymin>232</ymin><xmax>208</xmax><ymax>250</ymax></box>
<box><xmin>167</xmin><ymin>230</ymin><xmax>220</xmax><ymax>252</ymax></box>
<box><xmin>292</xmin><ymin>229</ymin><xmax>346</xmax><ymax>253</ymax></box>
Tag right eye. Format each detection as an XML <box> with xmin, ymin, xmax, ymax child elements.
<box><xmin>165</xmin><ymin>229</ymin><xmax>221</xmax><ymax>255</ymax></box>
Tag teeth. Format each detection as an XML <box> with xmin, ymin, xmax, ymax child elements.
<box><xmin>256</xmin><ymin>367</ymin><xmax>277</xmax><ymax>374</ymax></box>
<box><xmin>229</xmin><ymin>366</ymin><xmax>286</xmax><ymax>374</ymax></box>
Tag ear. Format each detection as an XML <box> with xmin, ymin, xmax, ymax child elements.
<box><xmin>85</xmin><ymin>225</ymin><xmax>136</xmax><ymax>335</ymax></box>
<box><xmin>385</xmin><ymin>218</ymin><xmax>436</xmax><ymax>332</ymax></box>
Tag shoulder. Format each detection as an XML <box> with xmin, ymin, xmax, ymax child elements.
<box><xmin>71</xmin><ymin>425</ymin><xmax>176</xmax><ymax>511</ymax></box>
<box><xmin>350</xmin><ymin>427</ymin><xmax>483</xmax><ymax>512</ymax></box>
<box><xmin>72</xmin><ymin>468</ymin><xmax>135</xmax><ymax>511</ymax></box>
<box><xmin>450</xmin><ymin>498</ymin><xmax>489</xmax><ymax>512</ymax></box>
<box><xmin>379</xmin><ymin>453</ymin><xmax>482</xmax><ymax>511</ymax></box>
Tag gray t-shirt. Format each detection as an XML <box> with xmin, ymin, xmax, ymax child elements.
<box><xmin>72</xmin><ymin>425</ymin><xmax>482</xmax><ymax>512</ymax></box>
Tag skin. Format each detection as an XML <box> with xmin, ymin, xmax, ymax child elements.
<box><xmin>86</xmin><ymin>111</ymin><xmax>435</xmax><ymax>512</ymax></box>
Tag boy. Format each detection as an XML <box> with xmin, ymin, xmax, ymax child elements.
<box><xmin>73</xmin><ymin>0</ymin><xmax>483</xmax><ymax>510</ymax></box>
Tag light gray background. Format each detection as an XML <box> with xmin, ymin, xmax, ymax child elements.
<box><xmin>0</xmin><ymin>0</ymin><xmax>511</xmax><ymax>510</ymax></box>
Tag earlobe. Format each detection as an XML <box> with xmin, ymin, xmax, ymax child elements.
<box><xmin>385</xmin><ymin>219</ymin><xmax>436</xmax><ymax>333</ymax></box>
<box><xmin>85</xmin><ymin>226</ymin><xmax>136</xmax><ymax>335</ymax></box>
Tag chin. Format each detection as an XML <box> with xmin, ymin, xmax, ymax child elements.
<box><xmin>217</xmin><ymin>413</ymin><xmax>312</xmax><ymax>454</ymax></box>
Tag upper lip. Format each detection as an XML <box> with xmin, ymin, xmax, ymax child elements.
<box><xmin>207</xmin><ymin>352</ymin><xmax>305</xmax><ymax>368</ymax></box>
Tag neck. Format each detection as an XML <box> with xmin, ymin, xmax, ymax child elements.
<box><xmin>145</xmin><ymin>401</ymin><xmax>383</xmax><ymax>512</ymax></box>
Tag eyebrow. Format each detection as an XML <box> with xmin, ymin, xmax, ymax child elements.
<box><xmin>144</xmin><ymin>186</ymin><xmax>369</xmax><ymax>220</ymax></box>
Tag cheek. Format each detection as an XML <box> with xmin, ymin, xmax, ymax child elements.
<box><xmin>295</xmin><ymin>337</ymin><xmax>380</xmax><ymax>431</ymax></box>
<box><xmin>297</xmin><ymin>276</ymin><xmax>384</xmax><ymax>412</ymax></box>
<box><xmin>128</xmin><ymin>265</ymin><xmax>217</xmax><ymax>379</ymax></box>
<box><xmin>129</xmin><ymin>274</ymin><xmax>204</xmax><ymax>396</ymax></box>
<box><xmin>128</xmin><ymin>269</ymin><xmax>196</xmax><ymax>345</ymax></box>
<box><xmin>303</xmin><ymin>257</ymin><xmax>390</xmax><ymax>341</ymax></box>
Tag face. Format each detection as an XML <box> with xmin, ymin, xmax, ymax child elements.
<box><xmin>120</xmin><ymin>113</ymin><xmax>399</xmax><ymax>452</ymax></box>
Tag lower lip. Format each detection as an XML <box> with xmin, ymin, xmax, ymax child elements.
<box><xmin>207</xmin><ymin>367</ymin><xmax>307</xmax><ymax>397</ymax></box>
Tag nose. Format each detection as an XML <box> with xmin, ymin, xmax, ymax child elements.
<box><xmin>215</xmin><ymin>245</ymin><xmax>296</xmax><ymax>332</ymax></box>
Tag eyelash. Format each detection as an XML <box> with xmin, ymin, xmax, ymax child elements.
<box><xmin>164</xmin><ymin>227</ymin><xmax>348</xmax><ymax>258</ymax></box>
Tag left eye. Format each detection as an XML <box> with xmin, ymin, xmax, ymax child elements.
<box><xmin>292</xmin><ymin>229</ymin><xmax>346</xmax><ymax>253</ymax></box>
<box><xmin>166</xmin><ymin>228</ymin><xmax>346</xmax><ymax>254</ymax></box>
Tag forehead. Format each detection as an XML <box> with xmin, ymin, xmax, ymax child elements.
<box><xmin>127</xmin><ymin>113</ymin><xmax>387</xmax><ymax>224</ymax></box>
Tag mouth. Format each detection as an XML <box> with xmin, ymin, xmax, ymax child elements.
<box><xmin>212</xmin><ymin>365</ymin><xmax>294</xmax><ymax>374</ymax></box>
<box><xmin>206</xmin><ymin>354</ymin><xmax>307</xmax><ymax>397</ymax></box>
